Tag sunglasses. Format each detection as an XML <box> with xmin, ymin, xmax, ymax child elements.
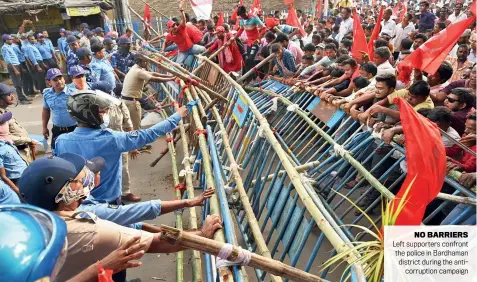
<box><xmin>446</xmin><ymin>97</ymin><xmax>458</xmax><ymax>103</ymax></box>
<box><xmin>73</xmin><ymin>74</ymin><xmax>85</xmax><ymax>79</ymax></box>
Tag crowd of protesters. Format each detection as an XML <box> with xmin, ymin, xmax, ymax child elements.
<box><xmin>0</xmin><ymin>0</ymin><xmax>476</xmax><ymax>280</ymax></box>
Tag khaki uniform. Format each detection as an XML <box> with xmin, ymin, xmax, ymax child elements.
<box><xmin>54</xmin><ymin>210</ymin><xmax>154</xmax><ymax>282</ymax></box>
<box><xmin>0</xmin><ymin>108</ymin><xmax>34</xmax><ymax>164</ymax></box>
<box><xmin>121</xmin><ymin>64</ymin><xmax>153</xmax><ymax>130</ymax></box>
<box><xmin>107</xmin><ymin>101</ymin><xmax>134</xmax><ymax>195</ymax></box>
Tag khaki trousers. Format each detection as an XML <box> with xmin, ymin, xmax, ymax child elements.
<box><xmin>123</xmin><ymin>99</ymin><xmax>142</xmax><ymax>130</ymax></box>
<box><xmin>122</xmin><ymin>152</ymin><xmax>131</xmax><ymax>195</ymax></box>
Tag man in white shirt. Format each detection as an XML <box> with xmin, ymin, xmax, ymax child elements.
<box><xmin>380</xmin><ymin>8</ymin><xmax>396</xmax><ymax>38</ymax></box>
<box><xmin>302</xmin><ymin>25</ymin><xmax>314</xmax><ymax>45</ymax></box>
<box><xmin>448</xmin><ymin>3</ymin><xmax>467</xmax><ymax>23</ymax></box>
<box><xmin>392</xmin><ymin>13</ymin><xmax>416</xmax><ymax>60</ymax></box>
<box><xmin>336</xmin><ymin>7</ymin><xmax>353</xmax><ymax>43</ymax></box>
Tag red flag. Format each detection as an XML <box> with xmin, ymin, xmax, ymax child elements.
<box><xmin>399</xmin><ymin>3</ymin><xmax>407</xmax><ymax>23</ymax></box>
<box><xmin>286</xmin><ymin>5</ymin><xmax>305</xmax><ymax>36</ymax></box>
<box><xmin>367</xmin><ymin>6</ymin><xmax>384</xmax><ymax>62</ymax></box>
<box><xmin>351</xmin><ymin>9</ymin><xmax>368</xmax><ymax>62</ymax></box>
<box><xmin>284</xmin><ymin>0</ymin><xmax>295</xmax><ymax>5</ymax></box>
<box><xmin>143</xmin><ymin>4</ymin><xmax>151</xmax><ymax>28</ymax></box>
<box><xmin>389</xmin><ymin>98</ymin><xmax>446</xmax><ymax>225</ymax></box>
<box><xmin>401</xmin><ymin>15</ymin><xmax>475</xmax><ymax>75</ymax></box>
<box><xmin>217</xmin><ymin>11</ymin><xmax>225</xmax><ymax>26</ymax></box>
<box><xmin>316</xmin><ymin>0</ymin><xmax>322</xmax><ymax>19</ymax></box>
<box><xmin>265</xmin><ymin>16</ymin><xmax>280</xmax><ymax>28</ymax></box>
<box><xmin>250</xmin><ymin>0</ymin><xmax>262</xmax><ymax>16</ymax></box>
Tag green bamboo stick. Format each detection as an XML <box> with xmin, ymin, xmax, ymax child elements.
<box><xmin>160</xmin><ymin>84</ymin><xmax>203</xmax><ymax>281</ymax></box>
<box><xmin>196</xmin><ymin>55</ymin><xmax>365</xmax><ymax>271</ymax></box>
<box><xmin>180</xmin><ymin>80</ymin><xmax>234</xmax><ymax>281</ymax></box>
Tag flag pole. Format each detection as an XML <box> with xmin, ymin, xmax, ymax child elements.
<box><xmin>125</xmin><ymin>3</ymin><xmax>161</xmax><ymax>36</ymax></box>
<box><xmin>139</xmin><ymin>0</ymin><xmax>172</xmax><ymax>19</ymax></box>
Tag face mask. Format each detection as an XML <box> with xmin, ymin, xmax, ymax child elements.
<box><xmin>100</xmin><ymin>113</ymin><xmax>110</xmax><ymax>129</ymax></box>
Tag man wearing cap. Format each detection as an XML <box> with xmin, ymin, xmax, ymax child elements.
<box><xmin>57</xmin><ymin>28</ymin><xmax>68</xmax><ymax>64</ymax></box>
<box><xmin>90</xmin><ymin>43</ymin><xmax>119</xmax><ymax>95</ymax></box>
<box><xmin>80</xmin><ymin>29</ymin><xmax>93</xmax><ymax>49</ymax></box>
<box><xmin>18</xmin><ymin>152</ymin><xmax>222</xmax><ymax>282</ymax></box>
<box><xmin>1</xmin><ymin>34</ymin><xmax>31</xmax><ymax>104</ymax></box>
<box><xmin>24</xmin><ymin>35</ymin><xmax>47</xmax><ymax>92</ymax></box>
<box><xmin>35</xmin><ymin>33</ymin><xmax>57</xmax><ymax>69</ymax></box>
<box><xmin>0</xmin><ymin>83</ymin><xmax>36</xmax><ymax>163</ymax></box>
<box><xmin>95</xmin><ymin>27</ymin><xmax>105</xmax><ymax>43</ymax></box>
<box><xmin>42</xmin><ymin>68</ymin><xmax>77</xmax><ymax>150</ymax></box>
<box><xmin>103</xmin><ymin>37</ymin><xmax>116</xmax><ymax>58</ymax></box>
<box><xmin>121</xmin><ymin>55</ymin><xmax>175</xmax><ymax>132</ymax></box>
<box><xmin>42</xmin><ymin>31</ymin><xmax>59</xmax><ymax>66</ymax></box>
<box><xmin>111</xmin><ymin>37</ymin><xmax>135</xmax><ymax>81</ymax></box>
<box><xmin>11</xmin><ymin>34</ymin><xmax>35</xmax><ymax>98</ymax></box>
<box><xmin>54</xmin><ymin>90</ymin><xmax>186</xmax><ymax>205</ymax></box>
<box><xmin>66</xmin><ymin>35</ymin><xmax>80</xmax><ymax>76</ymax></box>
<box><xmin>0</xmin><ymin>111</ymin><xmax>27</xmax><ymax>204</ymax></box>
<box><xmin>76</xmin><ymin>47</ymin><xmax>100</xmax><ymax>84</ymax></box>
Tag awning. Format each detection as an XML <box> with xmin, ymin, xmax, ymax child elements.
<box><xmin>66</xmin><ymin>6</ymin><xmax>101</xmax><ymax>17</ymax></box>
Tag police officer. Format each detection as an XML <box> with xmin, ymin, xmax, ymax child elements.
<box><xmin>18</xmin><ymin>152</ymin><xmax>222</xmax><ymax>281</ymax></box>
<box><xmin>35</xmin><ymin>33</ymin><xmax>57</xmax><ymax>69</ymax></box>
<box><xmin>54</xmin><ymin>90</ymin><xmax>187</xmax><ymax>204</ymax></box>
<box><xmin>76</xmin><ymin>47</ymin><xmax>100</xmax><ymax>84</ymax></box>
<box><xmin>95</xmin><ymin>27</ymin><xmax>105</xmax><ymax>42</ymax></box>
<box><xmin>0</xmin><ymin>111</ymin><xmax>27</xmax><ymax>204</ymax></box>
<box><xmin>11</xmin><ymin>34</ymin><xmax>35</xmax><ymax>97</ymax></box>
<box><xmin>57</xmin><ymin>28</ymin><xmax>68</xmax><ymax>64</ymax></box>
<box><xmin>0</xmin><ymin>83</ymin><xmax>36</xmax><ymax>163</ymax></box>
<box><xmin>104</xmin><ymin>37</ymin><xmax>116</xmax><ymax>57</ymax></box>
<box><xmin>91</xmin><ymin>42</ymin><xmax>120</xmax><ymax>96</ymax></box>
<box><xmin>24</xmin><ymin>34</ymin><xmax>47</xmax><ymax>92</ymax></box>
<box><xmin>1</xmin><ymin>34</ymin><xmax>31</xmax><ymax>104</ymax></box>
<box><xmin>111</xmin><ymin>37</ymin><xmax>135</xmax><ymax>81</ymax></box>
<box><xmin>66</xmin><ymin>34</ymin><xmax>80</xmax><ymax>76</ymax></box>
<box><xmin>42</xmin><ymin>68</ymin><xmax>78</xmax><ymax>151</ymax></box>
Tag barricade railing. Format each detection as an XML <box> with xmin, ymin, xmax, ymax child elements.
<box><xmin>147</xmin><ymin>51</ymin><xmax>475</xmax><ymax>282</ymax></box>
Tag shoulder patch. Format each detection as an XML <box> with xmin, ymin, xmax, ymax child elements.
<box><xmin>108</xmin><ymin>204</ymin><xmax>119</xmax><ymax>209</ymax></box>
<box><xmin>129</xmin><ymin>130</ymin><xmax>138</xmax><ymax>137</ymax></box>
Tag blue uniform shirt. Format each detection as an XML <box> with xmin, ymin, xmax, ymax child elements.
<box><xmin>0</xmin><ymin>140</ymin><xmax>25</xmax><ymax>203</ymax></box>
<box><xmin>111</xmin><ymin>50</ymin><xmax>135</xmax><ymax>74</ymax></box>
<box><xmin>44</xmin><ymin>38</ymin><xmax>55</xmax><ymax>52</ymax></box>
<box><xmin>54</xmin><ymin>113</ymin><xmax>182</xmax><ymax>202</ymax></box>
<box><xmin>42</xmin><ymin>86</ymin><xmax>78</xmax><ymax>127</ymax></box>
<box><xmin>12</xmin><ymin>44</ymin><xmax>25</xmax><ymax>63</ymax></box>
<box><xmin>1</xmin><ymin>44</ymin><xmax>20</xmax><ymax>66</ymax></box>
<box><xmin>78</xmin><ymin>199</ymin><xmax>162</xmax><ymax>229</ymax></box>
<box><xmin>80</xmin><ymin>63</ymin><xmax>99</xmax><ymax>84</ymax></box>
<box><xmin>57</xmin><ymin>37</ymin><xmax>67</xmax><ymax>55</ymax></box>
<box><xmin>23</xmin><ymin>43</ymin><xmax>43</xmax><ymax>66</ymax></box>
<box><xmin>36</xmin><ymin>42</ymin><xmax>53</xmax><ymax>60</ymax></box>
<box><xmin>66</xmin><ymin>48</ymin><xmax>79</xmax><ymax>75</ymax></box>
<box><xmin>90</xmin><ymin>58</ymin><xmax>116</xmax><ymax>89</ymax></box>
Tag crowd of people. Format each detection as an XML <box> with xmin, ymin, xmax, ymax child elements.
<box><xmin>0</xmin><ymin>0</ymin><xmax>476</xmax><ymax>280</ymax></box>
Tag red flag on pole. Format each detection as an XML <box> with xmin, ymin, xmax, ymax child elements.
<box><xmin>401</xmin><ymin>15</ymin><xmax>476</xmax><ymax>75</ymax></box>
<box><xmin>217</xmin><ymin>11</ymin><xmax>225</xmax><ymax>26</ymax></box>
<box><xmin>389</xmin><ymin>98</ymin><xmax>446</xmax><ymax>225</ymax></box>
<box><xmin>367</xmin><ymin>6</ymin><xmax>384</xmax><ymax>62</ymax></box>
<box><xmin>286</xmin><ymin>5</ymin><xmax>305</xmax><ymax>36</ymax></box>
<box><xmin>284</xmin><ymin>0</ymin><xmax>295</xmax><ymax>5</ymax></box>
<box><xmin>250</xmin><ymin>0</ymin><xmax>262</xmax><ymax>16</ymax></box>
<box><xmin>316</xmin><ymin>0</ymin><xmax>322</xmax><ymax>19</ymax></box>
<box><xmin>143</xmin><ymin>4</ymin><xmax>151</xmax><ymax>28</ymax></box>
<box><xmin>351</xmin><ymin>9</ymin><xmax>368</xmax><ymax>62</ymax></box>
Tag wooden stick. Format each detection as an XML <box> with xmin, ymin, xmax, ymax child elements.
<box><xmin>138</xmin><ymin>53</ymin><xmax>228</xmax><ymax>102</ymax></box>
<box><xmin>150</xmin><ymin>134</ymin><xmax>182</xmax><ymax>167</ymax></box>
<box><xmin>237</xmin><ymin>53</ymin><xmax>276</xmax><ymax>83</ymax></box>
<box><xmin>160</xmin><ymin>225</ymin><xmax>328</xmax><ymax>282</ymax></box>
<box><xmin>192</xmin><ymin>37</ymin><xmax>235</xmax><ymax>75</ymax></box>
<box><xmin>125</xmin><ymin>3</ymin><xmax>161</xmax><ymax>36</ymax></box>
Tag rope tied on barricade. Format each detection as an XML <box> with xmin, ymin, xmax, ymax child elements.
<box><xmin>182</xmin><ymin>155</ymin><xmax>196</xmax><ymax>165</ymax></box>
<box><xmin>286</xmin><ymin>104</ymin><xmax>300</xmax><ymax>112</ymax></box>
<box><xmin>270</xmin><ymin>97</ymin><xmax>280</xmax><ymax>112</ymax></box>
<box><xmin>187</xmin><ymin>99</ymin><xmax>200</xmax><ymax>114</ymax></box>
<box><xmin>195</xmin><ymin>128</ymin><xmax>207</xmax><ymax>137</ymax></box>
<box><xmin>179</xmin><ymin>168</ymin><xmax>195</xmax><ymax>177</ymax></box>
<box><xmin>165</xmin><ymin>137</ymin><xmax>174</xmax><ymax>143</ymax></box>
<box><xmin>215</xmin><ymin>243</ymin><xmax>252</xmax><ymax>268</ymax></box>
<box><xmin>257</xmin><ymin>123</ymin><xmax>267</xmax><ymax>138</ymax></box>
<box><xmin>333</xmin><ymin>143</ymin><xmax>349</xmax><ymax>157</ymax></box>
<box><xmin>224</xmin><ymin>162</ymin><xmax>243</xmax><ymax>171</ymax></box>
<box><xmin>174</xmin><ymin>183</ymin><xmax>187</xmax><ymax>192</ymax></box>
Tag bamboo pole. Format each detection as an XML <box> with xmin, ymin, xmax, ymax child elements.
<box><xmin>160</xmin><ymin>225</ymin><xmax>328</xmax><ymax>282</ymax></box>
<box><xmin>139</xmin><ymin>0</ymin><xmax>171</xmax><ymax>19</ymax></box>
<box><xmin>251</xmin><ymin>161</ymin><xmax>321</xmax><ymax>186</ymax></box>
<box><xmin>125</xmin><ymin>3</ymin><xmax>161</xmax><ymax>36</ymax></box>
<box><xmin>196</xmin><ymin>56</ymin><xmax>365</xmax><ymax>270</ymax></box>
<box><xmin>195</xmin><ymin>87</ymin><xmax>283</xmax><ymax>282</ymax></box>
<box><xmin>192</xmin><ymin>37</ymin><xmax>235</xmax><ymax>75</ymax></box>
<box><xmin>137</xmin><ymin>53</ymin><xmax>228</xmax><ymax>102</ymax></box>
<box><xmin>180</xmin><ymin>80</ymin><xmax>233</xmax><ymax>281</ymax></box>
<box><xmin>160</xmin><ymin>84</ymin><xmax>203</xmax><ymax>281</ymax></box>
<box><xmin>237</xmin><ymin>53</ymin><xmax>276</xmax><ymax>83</ymax></box>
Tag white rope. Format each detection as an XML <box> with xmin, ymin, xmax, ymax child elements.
<box><xmin>333</xmin><ymin>143</ymin><xmax>349</xmax><ymax>157</ymax></box>
<box><xmin>182</xmin><ymin>155</ymin><xmax>196</xmax><ymax>165</ymax></box>
<box><xmin>299</xmin><ymin>173</ymin><xmax>316</xmax><ymax>186</ymax></box>
<box><xmin>286</xmin><ymin>104</ymin><xmax>300</xmax><ymax>112</ymax></box>
<box><xmin>257</xmin><ymin>124</ymin><xmax>266</xmax><ymax>138</ymax></box>
<box><xmin>370</xmin><ymin>123</ymin><xmax>383</xmax><ymax>140</ymax></box>
<box><xmin>216</xmin><ymin>243</ymin><xmax>252</xmax><ymax>268</ymax></box>
<box><xmin>270</xmin><ymin>97</ymin><xmax>279</xmax><ymax>112</ymax></box>
<box><xmin>224</xmin><ymin>185</ymin><xmax>236</xmax><ymax>195</ymax></box>
<box><xmin>224</xmin><ymin>163</ymin><xmax>243</xmax><ymax>171</ymax></box>
<box><xmin>214</xmin><ymin>130</ymin><xmax>224</xmax><ymax>137</ymax></box>
<box><xmin>179</xmin><ymin>168</ymin><xmax>195</xmax><ymax>177</ymax></box>
<box><xmin>216</xmin><ymin>139</ymin><xmax>223</xmax><ymax>146</ymax></box>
